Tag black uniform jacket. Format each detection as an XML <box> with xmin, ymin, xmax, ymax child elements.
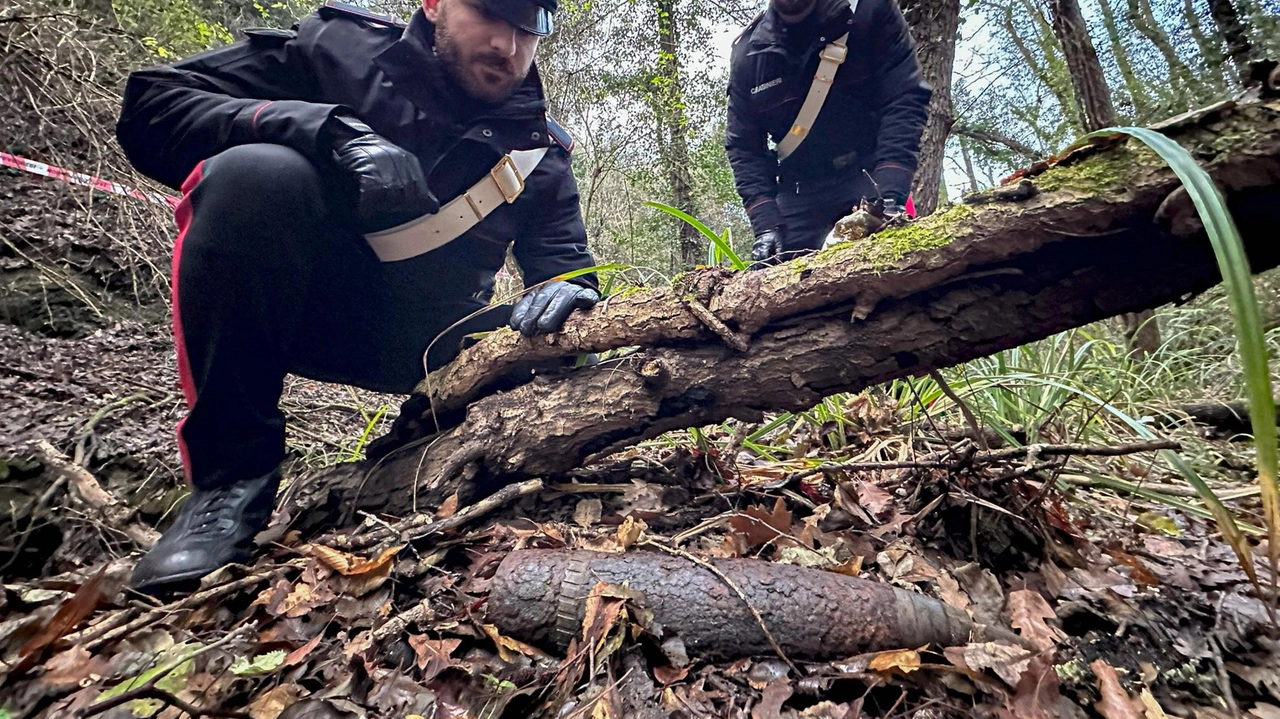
<box><xmin>725</xmin><ymin>0</ymin><xmax>931</xmax><ymax>233</ymax></box>
<box><xmin>116</xmin><ymin>3</ymin><xmax>597</xmax><ymax>303</ymax></box>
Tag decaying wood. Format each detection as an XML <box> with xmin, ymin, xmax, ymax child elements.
<box><xmin>34</xmin><ymin>440</ymin><xmax>160</xmax><ymax>549</ymax></box>
<box><xmin>285</xmin><ymin>98</ymin><xmax>1280</xmax><ymax>521</ymax></box>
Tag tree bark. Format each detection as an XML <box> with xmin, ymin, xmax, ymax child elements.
<box><xmin>288</xmin><ymin>100</ymin><xmax>1280</xmax><ymax>521</ymax></box>
<box><xmin>902</xmin><ymin>0</ymin><xmax>960</xmax><ymax>216</ymax></box>
<box><xmin>1210</xmin><ymin>0</ymin><xmax>1255</xmax><ymax>87</ymax></box>
<box><xmin>1126</xmin><ymin>0</ymin><xmax>1203</xmax><ymax>107</ymax></box>
<box><xmin>1002</xmin><ymin>5</ymin><xmax>1080</xmax><ymax>133</ymax></box>
<box><xmin>1096</xmin><ymin>0</ymin><xmax>1152</xmax><ymax>117</ymax></box>
<box><xmin>1184</xmin><ymin>0</ymin><xmax>1231</xmax><ymax>92</ymax></box>
<box><xmin>1049</xmin><ymin>0</ymin><xmax>1118</xmax><ymax>132</ymax></box>
<box><xmin>1050</xmin><ymin>0</ymin><xmax>1161</xmax><ymax>355</ymax></box>
<box><xmin>960</xmin><ymin>136</ymin><xmax>980</xmax><ymax>193</ymax></box>
<box><xmin>654</xmin><ymin>0</ymin><xmax>700</xmax><ymax>268</ymax></box>
<box><xmin>952</xmin><ymin>123</ymin><xmax>1042</xmax><ymax>160</ymax></box>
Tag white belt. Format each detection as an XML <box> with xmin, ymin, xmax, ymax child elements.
<box><xmin>363</xmin><ymin>146</ymin><xmax>549</xmax><ymax>262</ymax></box>
<box><xmin>774</xmin><ymin>0</ymin><xmax>860</xmax><ymax>162</ymax></box>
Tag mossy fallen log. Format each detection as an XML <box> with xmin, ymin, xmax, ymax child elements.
<box><xmin>283</xmin><ymin>97</ymin><xmax>1280</xmax><ymax>521</ymax></box>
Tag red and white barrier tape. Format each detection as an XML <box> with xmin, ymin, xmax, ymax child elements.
<box><xmin>2</xmin><ymin>152</ymin><xmax>180</xmax><ymax>209</ymax></box>
<box><xmin>2</xmin><ymin>151</ymin><xmax>518</xmax><ymax>280</ymax></box>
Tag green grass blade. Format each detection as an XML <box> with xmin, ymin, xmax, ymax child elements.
<box><xmin>1092</xmin><ymin>125</ymin><xmax>1275</xmax><ymax>593</ymax></box>
<box><xmin>645</xmin><ymin>200</ymin><xmax>748</xmax><ymax>270</ymax></box>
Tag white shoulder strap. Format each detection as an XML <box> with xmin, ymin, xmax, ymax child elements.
<box><xmin>363</xmin><ymin>146</ymin><xmax>550</xmax><ymax>263</ymax></box>
<box><xmin>774</xmin><ymin>0</ymin><xmax>861</xmax><ymax>162</ymax></box>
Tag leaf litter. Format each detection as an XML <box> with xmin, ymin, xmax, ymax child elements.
<box><xmin>2</xmin><ymin>335</ymin><xmax>1280</xmax><ymax>718</ymax></box>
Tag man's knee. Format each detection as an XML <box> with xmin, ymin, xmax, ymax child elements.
<box><xmin>191</xmin><ymin>144</ymin><xmax>327</xmax><ymax>221</ymax></box>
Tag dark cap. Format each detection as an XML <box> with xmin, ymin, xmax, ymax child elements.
<box><xmin>481</xmin><ymin>0</ymin><xmax>556</xmax><ymax>35</ymax></box>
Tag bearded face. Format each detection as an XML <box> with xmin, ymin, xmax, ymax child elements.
<box><xmin>429</xmin><ymin>0</ymin><xmax>540</xmax><ymax>104</ymax></box>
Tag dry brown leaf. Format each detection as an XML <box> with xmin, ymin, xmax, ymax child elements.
<box><xmin>308</xmin><ymin>544</ymin><xmax>402</xmax><ymax>576</ymax></box>
<box><xmin>1092</xmin><ymin>659</ymin><xmax>1143</xmax><ymax>719</ymax></box>
<box><xmin>342</xmin><ymin>630</ymin><xmax>373</xmax><ymax>661</ymax></box>
<box><xmin>283</xmin><ymin>632</ymin><xmax>324</xmax><ymax>667</ymax></box>
<box><xmin>436</xmin><ymin>492</ymin><xmax>460</xmax><ymax>519</ymax></box>
<box><xmin>248</xmin><ymin>683</ymin><xmax>306</xmax><ymax>719</ymax></box>
<box><xmin>962</xmin><ymin>642</ymin><xmax>1033</xmax><ymax>686</ymax></box>
<box><xmin>1006</xmin><ymin>655</ymin><xmax>1063</xmax><ymax>719</ymax></box>
<box><xmin>574</xmin><ymin>498</ymin><xmax>603</xmax><ymax>528</ymax></box>
<box><xmin>855</xmin><ymin>480</ymin><xmax>895</xmax><ymax>519</ymax></box>
<box><xmin>617</xmin><ymin>515</ymin><xmax>645</xmax><ymax>550</ymax></box>
<box><xmin>653</xmin><ymin>665</ymin><xmax>690</xmax><ymax>685</ymax></box>
<box><xmin>281</xmin><ymin>582</ymin><xmax>321</xmax><ymax>618</ymax></box>
<box><xmin>408</xmin><ymin>635</ymin><xmax>461</xmax><ymax>680</ymax></box>
<box><xmin>1007</xmin><ymin>590</ymin><xmax>1062</xmax><ymax>652</ymax></box>
<box><xmin>481</xmin><ymin>623</ymin><xmax>550</xmax><ymax>663</ymax></box>
<box><xmin>580</xmin><ymin>583</ymin><xmax>632</xmax><ymax>651</ymax></box>
<box><xmin>868</xmin><ymin>649</ymin><xmax>921</xmax><ymax>673</ymax></box>
<box><xmin>953</xmin><ymin>563</ymin><xmax>1003</xmax><ymax>624</ymax></box>
<box><xmin>18</xmin><ymin>567</ymin><xmax>107</xmax><ymax>661</ymax></box>
<box><xmin>829</xmin><ymin>556</ymin><xmax>864</xmax><ymax>577</ymax></box>
<box><xmin>751</xmin><ymin>678</ymin><xmax>793</xmax><ymax>719</ymax></box>
<box><xmin>728</xmin><ymin>497</ymin><xmax>793</xmax><ymax>550</ymax></box>
<box><xmin>1248</xmin><ymin>705</ymin><xmax>1280</xmax><ymax>719</ymax></box>
<box><xmin>41</xmin><ymin>645</ymin><xmax>109</xmax><ymax>690</ymax></box>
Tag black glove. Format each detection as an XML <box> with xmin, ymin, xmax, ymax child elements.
<box><xmin>510</xmin><ymin>281</ymin><xmax>600</xmax><ymax>337</ymax></box>
<box><xmin>328</xmin><ymin>116</ymin><xmax>439</xmax><ymax>232</ymax></box>
<box><xmin>750</xmin><ymin>227</ymin><xmax>785</xmax><ymax>270</ymax></box>
<box><xmin>881</xmin><ymin>197</ymin><xmax>905</xmax><ymax>220</ymax></box>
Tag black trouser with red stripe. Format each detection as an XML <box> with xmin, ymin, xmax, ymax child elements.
<box><xmin>172</xmin><ymin>144</ymin><xmax>508</xmax><ymax>491</ymax></box>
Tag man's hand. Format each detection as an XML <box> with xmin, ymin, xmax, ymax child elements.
<box><xmin>749</xmin><ymin>227</ymin><xmax>785</xmax><ymax>270</ymax></box>
<box><xmin>329</xmin><ymin>116</ymin><xmax>439</xmax><ymax>231</ymax></box>
<box><xmin>510</xmin><ymin>281</ymin><xmax>600</xmax><ymax>337</ymax></box>
<box><xmin>880</xmin><ymin>197</ymin><xmax>905</xmax><ymax>221</ymax></box>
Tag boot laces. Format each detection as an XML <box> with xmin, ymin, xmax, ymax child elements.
<box><xmin>189</xmin><ymin>485</ymin><xmax>246</xmax><ymax>536</ymax></box>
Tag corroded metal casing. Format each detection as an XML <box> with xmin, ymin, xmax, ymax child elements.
<box><xmin>487</xmin><ymin>549</ymin><xmax>978</xmax><ymax>662</ymax></box>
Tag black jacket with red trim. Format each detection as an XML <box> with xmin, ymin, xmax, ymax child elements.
<box><xmin>725</xmin><ymin>0</ymin><xmax>931</xmax><ymax>234</ymax></box>
<box><xmin>116</xmin><ymin>3</ymin><xmax>596</xmax><ymax>300</ymax></box>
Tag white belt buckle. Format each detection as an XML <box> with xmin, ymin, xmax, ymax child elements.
<box><xmin>490</xmin><ymin>155</ymin><xmax>525</xmax><ymax>203</ymax></box>
<box><xmin>820</xmin><ymin>44</ymin><xmax>848</xmax><ymax>63</ymax></box>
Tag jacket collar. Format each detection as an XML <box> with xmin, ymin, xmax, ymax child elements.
<box><xmin>372</xmin><ymin>9</ymin><xmax>549</xmax><ymax>125</ymax></box>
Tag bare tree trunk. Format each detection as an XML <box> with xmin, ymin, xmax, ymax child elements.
<box><xmin>1210</xmin><ymin>0</ymin><xmax>1256</xmax><ymax>87</ymax></box>
<box><xmin>1184</xmin><ymin>0</ymin><xmax>1231</xmax><ymax>91</ymax></box>
<box><xmin>1050</xmin><ymin>0</ymin><xmax>1117</xmax><ymax>132</ymax></box>
<box><xmin>901</xmin><ymin>0</ymin><xmax>960</xmax><ymax>217</ymax></box>
<box><xmin>654</xmin><ymin>0</ymin><xmax>700</xmax><ymax>268</ymax></box>
<box><xmin>1051</xmin><ymin>0</ymin><xmax>1160</xmax><ymax>355</ymax></box>
<box><xmin>1096</xmin><ymin>0</ymin><xmax>1152</xmax><ymax>117</ymax></box>
<box><xmin>960</xmin><ymin>136</ymin><xmax>980</xmax><ymax>193</ymax></box>
<box><xmin>1002</xmin><ymin>5</ymin><xmax>1080</xmax><ymax>131</ymax></box>
<box><xmin>1126</xmin><ymin>0</ymin><xmax>1203</xmax><ymax>107</ymax></box>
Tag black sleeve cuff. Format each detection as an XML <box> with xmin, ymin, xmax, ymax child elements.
<box><xmin>745</xmin><ymin>196</ymin><xmax>783</xmax><ymax>236</ymax></box>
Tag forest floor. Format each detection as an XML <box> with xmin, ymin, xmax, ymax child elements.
<box><xmin>5</xmin><ymin>161</ymin><xmax>1280</xmax><ymax>719</ymax></box>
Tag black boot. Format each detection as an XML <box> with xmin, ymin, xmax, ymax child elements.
<box><xmin>130</xmin><ymin>469</ymin><xmax>281</xmax><ymax>595</ymax></box>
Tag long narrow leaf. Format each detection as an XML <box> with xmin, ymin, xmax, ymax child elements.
<box><xmin>644</xmin><ymin>200</ymin><xmax>748</xmax><ymax>270</ymax></box>
<box><xmin>1092</xmin><ymin>126</ymin><xmax>1277</xmax><ymax>595</ymax></box>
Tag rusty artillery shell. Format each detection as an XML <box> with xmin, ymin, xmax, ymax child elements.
<box><xmin>488</xmin><ymin>549</ymin><xmax>998</xmax><ymax>662</ymax></box>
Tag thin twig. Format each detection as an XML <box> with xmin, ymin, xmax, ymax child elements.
<box><xmin>80</xmin><ymin>571</ymin><xmax>281</xmax><ymax>651</ymax></box>
<box><xmin>34</xmin><ymin>440</ymin><xmax>159</xmax><ymax>548</ymax></box>
<box><xmin>683</xmin><ymin>296</ymin><xmax>749</xmax><ymax>352</ymax></box>
<box><xmin>325</xmin><ymin>478</ymin><xmax>544</xmax><ymax>550</ymax></box>
<box><xmin>929</xmin><ymin>370</ymin><xmax>988</xmax><ymax>450</ymax></box>
<box><xmin>786</xmin><ymin>439</ymin><xmax>1179</xmax><ymax>483</ymax></box>
<box><xmin>641</xmin><ymin>540</ymin><xmax>799</xmax><ymax>675</ymax></box>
